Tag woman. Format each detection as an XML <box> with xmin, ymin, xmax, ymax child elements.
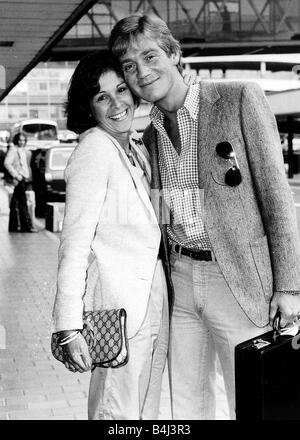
<box><xmin>4</xmin><ymin>132</ymin><xmax>37</xmax><ymax>233</ymax></box>
<box><xmin>52</xmin><ymin>50</ymin><xmax>169</xmax><ymax>420</ymax></box>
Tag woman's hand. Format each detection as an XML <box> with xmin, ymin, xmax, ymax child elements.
<box><xmin>63</xmin><ymin>333</ymin><xmax>92</xmax><ymax>373</ymax></box>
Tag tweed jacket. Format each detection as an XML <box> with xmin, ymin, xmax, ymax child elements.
<box><xmin>4</xmin><ymin>144</ymin><xmax>32</xmax><ymax>181</ymax></box>
<box><xmin>52</xmin><ymin>127</ymin><xmax>161</xmax><ymax>338</ymax></box>
<box><xmin>143</xmin><ymin>81</ymin><xmax>300</xmax><ymax>327</ymax></box>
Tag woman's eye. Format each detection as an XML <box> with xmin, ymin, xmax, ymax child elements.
<box><xmin>146</xmin><ymin>54</ymin><xmax>154</xmax><ymax>61</ymax></box>
<box><xmin>97</xmin><ymin>95</ymin><xmax>106</xmax><ymax>102</ymax></box>
<box><xmin>118</xmin><ymin>86</ymin><xmax>127</xmax><ymax>93</ymax></box>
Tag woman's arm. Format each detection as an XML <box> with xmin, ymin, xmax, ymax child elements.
<box><xmin>52</xmin><ymin>129</ymin><xmax>113</xmax><ymax>370</ymax></box>
<box><xmin>4</xmin><ymin>145</ymin><xmax>23</xmax><ymax>180</ymax></box>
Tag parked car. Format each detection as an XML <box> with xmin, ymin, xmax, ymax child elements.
<box><xmin>31</xmin><ymin>144</ymin><xmax>75</xmax><ymax>216</ymax></box>
<box><xmin>0</xmin><ymin>129</ymin><xmax>9</xmax><ymax>173</ymax></box>
<box><xmin>10</xmin><ymin>119</ymin><xmax>60</xmax><ymax>151</ymax></box>
<box><xmin>57</xmin><ymin>129</ymin><xmax>78</xmax><ymax>143</ymax></box>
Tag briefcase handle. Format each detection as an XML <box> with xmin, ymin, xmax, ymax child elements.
<box><xmin>273</xmin><ymin>311</ymin><xmax>281</xmax><ymax>341</ymax></box>
<box><xmin>273</xmin><ymin>311</ymin><xmax>281</xmax><ymax>332</ymax></box>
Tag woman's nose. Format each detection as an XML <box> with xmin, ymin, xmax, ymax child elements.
<box><xmin>110</xmin><ymin>96</ymin><xmax>122</xmax><ymax>109</ymax></box>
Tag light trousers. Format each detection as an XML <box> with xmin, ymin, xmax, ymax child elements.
<box><xmin>169</xmin><ymin>250</ymin><xmax>271</xmax><ymax>420</ymax></box>
<box><xmin>88</xmin><ymin>259</ymin><xmax>169</xmax><ymax>420</ymax></box>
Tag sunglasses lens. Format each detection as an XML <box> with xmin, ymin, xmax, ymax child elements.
<box><xmin>225</xmin><ymin>166</ymin><xmax>242</xmax><ymax>187</ymax></box>
<box><xmin>216</xmin><ymin>141</ymin><xmax>233</xmax><ymax>159</ymax></box>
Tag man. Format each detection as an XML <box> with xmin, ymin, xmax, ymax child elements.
<box><xmin>109</xmin><ymin>14</ymin><xmax>300</xmax><ymax>419</ymax></box>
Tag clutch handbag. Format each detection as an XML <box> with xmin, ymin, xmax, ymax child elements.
<box><xmin>51</xmin><ymin>308</ymin><xmax>129</xmax><ymax>368</ymax></box>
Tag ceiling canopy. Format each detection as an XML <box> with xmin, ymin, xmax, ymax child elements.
<box><xmin>0</xmin><ymin>0</ymin><xmax>98</xmax><ymax>102</ymax></box>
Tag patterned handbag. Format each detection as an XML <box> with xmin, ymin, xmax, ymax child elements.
<box><xmin>51</xmin><ymin>308</ymin><xmax>129</xmax><ymax>369</ymax></box>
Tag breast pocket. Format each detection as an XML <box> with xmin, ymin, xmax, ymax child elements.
<box><xmin>211</xmin><ymin>137</ymin><xmax>243</xmax><ymax>187</ymax></box>
<box><xmin>250</xmin><ymin>235</ymin><xmax>273</xmax><ymax>302</ymax></box>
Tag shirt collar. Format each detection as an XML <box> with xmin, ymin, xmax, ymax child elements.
<box><xmin>149</xmin><ymin>82</ymin><xmax>200</xmax><ymax>124</ymax></box>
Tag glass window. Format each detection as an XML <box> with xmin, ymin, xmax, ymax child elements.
<box><xmin>23</xmin><ymin>123</ymin><xmax>58</xmax><ymax>140</ymax></box>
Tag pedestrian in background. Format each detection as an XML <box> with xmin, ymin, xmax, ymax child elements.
<box><xmin>52</xmin><ymin>50</ymin><xmax>169</xmax><ymax>420</ymax></box>
<box><xmin>4</xmin><ymin>132</ymin><xmax>37</xmax><ymax>233</ymax></box>
<box><xmin>109</xmin><ymin>13</ymin><xmax>300</xmax><ymax>420</ymax></box>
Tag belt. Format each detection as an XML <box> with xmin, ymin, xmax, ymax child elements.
<box><xmin>173</xmin><ymin>244</ymin><xmax>215</xmax><ymax>261</ymax></box>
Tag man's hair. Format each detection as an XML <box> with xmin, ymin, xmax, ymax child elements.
<box><xmin>65</xmin><ymin>50</ymin><xmax>140</xmax><ymax>134</ymax></box>
<box><xmin>108</xmin><ymin>14</ymin><xmax>183</xmax><ymax>74</ymax></box>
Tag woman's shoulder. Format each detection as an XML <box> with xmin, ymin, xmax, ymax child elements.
<box><xmin>67</xmin><ymin>127</ymin><xmax>119</xmax><ymax>170</ymax></box>
<box><xmin>78</xmin><ymin>126</ymin><xmax>113</xmax><ymax>145</ymax></box>
<box><xmin>74</xmin><ymin>127</ymin><xmax>118</xmax><ymax>157</ymax></box>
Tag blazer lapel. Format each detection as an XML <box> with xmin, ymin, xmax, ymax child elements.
<box><xmin>104</xmin><ymin>130</ymin><xmax>159</xmax><ymax>225</ymax></box>
<box><xmin>197</xmin><ymin>82</ymin><xmax>221</xmax><ymax>189</ymax></box>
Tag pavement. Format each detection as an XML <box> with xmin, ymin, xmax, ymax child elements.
<box><xmin>0</xmin><ymin>182</ymin><xmax>91</xmax><ymax>420</ymax></box>
<box><xmin>8</xmin><ymin>172</ymin><xmax>300</xmax><ymax>420</ymax></box>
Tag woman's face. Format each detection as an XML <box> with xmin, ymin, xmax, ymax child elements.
<box><xmin>17</xmin><ymin>135</ymin><xmax>26</xmax><ymax>147</ymax></box>
<box><xmin>89</xmin><ymin>70</ymin><xmax>135</xmax><ymax>138</ymax></box>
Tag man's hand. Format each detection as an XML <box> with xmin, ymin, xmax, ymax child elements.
<box><xmin>269</xmin><ymin>292</ymin><xmax>300</xmax><ymax>328</ymax></box>
<box><xmin>63</xmin><ymin>333</ymin><xmax>92</xmax><ymax>373</ymax></box>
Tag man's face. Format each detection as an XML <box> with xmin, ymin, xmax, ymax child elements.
<box><xmin>119</xmin><ymin>34</ymin><xmax>180</xmax><ymax>105</ymax></box>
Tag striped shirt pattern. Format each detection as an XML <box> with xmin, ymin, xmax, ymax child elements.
<box><xmin>150</xmin><ymin>83</ymin><xmax>211</xmax><ymax>250</ymax></box>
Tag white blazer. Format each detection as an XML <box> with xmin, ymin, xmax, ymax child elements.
<box><xmin>52</xmin><ymin>127</ymin><xmax>161</xmax><ymax>338</ymax></box>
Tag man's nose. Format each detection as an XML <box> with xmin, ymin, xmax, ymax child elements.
<box><xmin>136</xmin><ymin>62</ymin><xmax>151</xmax><ymax>79</ymax></box>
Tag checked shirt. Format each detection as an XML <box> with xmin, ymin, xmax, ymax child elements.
<box><xmin>150</xmin><ymin>83</ymin><xmax>211</xmax><ymax>250</ymax></box>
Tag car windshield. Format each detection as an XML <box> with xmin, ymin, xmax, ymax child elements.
<box><xmin>50</xmin><ymin>149</ymin><xmax>73</xmax><ymax>170</ymax></box>
<box><xmin>23</xmin><ymin>123</ymin><xmax>58</xmax><ymax>140</ymax></box>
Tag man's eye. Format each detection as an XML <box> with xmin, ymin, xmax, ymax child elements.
<box><xmin>123</xmin><ymin>64</ymin><xmax>135</xmax><ymax>73</ymax></box>
<box><xmin>146</xmin><ymin>54</ymin><xmax>155</xmax><ymax>61</ymax></box>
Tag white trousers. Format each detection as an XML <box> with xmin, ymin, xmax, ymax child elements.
<box><xmin>169</xmin><ymin>250</ymin><xmax>271</xmax><ymax>420</ymax></box>
<box><xmin>88</xmin><ymin>259</ymin><xmax>169</xmax><ymax>420</ymax></box>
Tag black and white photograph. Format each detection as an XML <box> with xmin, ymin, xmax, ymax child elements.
<box><xmin>1</xmin><ymin>0</ymin><xmax>300</xmax><ymax>425</ymax></box>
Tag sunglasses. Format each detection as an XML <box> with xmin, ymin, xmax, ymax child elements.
<box><xmin>216</xmin><ymin>141</ymin><xmax>242</xmax><ymax>187</ymax></box>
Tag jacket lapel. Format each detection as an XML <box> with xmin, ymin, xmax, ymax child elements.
<box><xmin>104</xmin><ymin>130</ymin><xmax>159</xmax><ymax>225</ymax></box>
<box><xmin>197</xmin><ymin>81</ymin><xmax>221</xmax><ymax>189</ymax></box>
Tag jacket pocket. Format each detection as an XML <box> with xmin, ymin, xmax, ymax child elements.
<box><xmin>210</xmin><ymin>137</ymin><xmax>243</xmax><ymax>187</ymax></box>
<box><xmin>250</xmin><ymin>235</ymin><xmax>273</xmax><ymax>302</ymax></box>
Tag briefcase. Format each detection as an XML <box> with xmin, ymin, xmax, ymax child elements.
<box><xmin>235</xmin><ymin>322</ymin><xmax>300</xmax><ymax>420</ymax></box>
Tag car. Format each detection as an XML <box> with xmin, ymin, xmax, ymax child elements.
<box><xmin>31</xmin><ymin>144</ymin><xmax>75</xmax><ymax>216</ymax></box>
<box><xmin>45</xmin><ymin>144</ymin><xmax>75</xmax><ymax>200</ymax></box>
<box><xmin>10</xmin><ymin>119</ymin><xmax>60</xmax><ymax>151</ymax></box>
<box><xmin>57</xmin><ymin>129</ymin><xmax>78</xmax><ymax>144</ymax></box>
<box><xmin>0</xmin><ymin>129</ymin><xmax>9</xmax><ymax>173</ymax></box>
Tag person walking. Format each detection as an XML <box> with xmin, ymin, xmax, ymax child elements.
<box><xmin>4</xmin><ymin>132</ymin><xmax>37</xmax><ymax>233</ymax></box>
<box><xmin>109</xmin><ymin>14</ymin><xmax>300</xmax><ymax>419</ymax></box>
<box><xmin>51</xmin><ymin>50</ymin><xmax>169</xmax><ymax>420</ymax></box>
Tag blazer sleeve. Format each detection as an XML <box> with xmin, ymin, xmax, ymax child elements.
<box><xmin>52</xmin><ymin>130</ymin><xmax>113</xmax><ymax>332</ymax></box>
<box><xmin>241</xmin><ymin>82</ymin><xmax>300</xmax><ymax>290</ymax></box>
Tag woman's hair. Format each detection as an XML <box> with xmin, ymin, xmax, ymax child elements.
<box><xmin>12</xmin><ymin>132</ymin><xmax>27</xmax><ymax>146</ymax></box>
<box><xmin>65</xmin><ymin>50</ymin><xmax>139</xmax><ymax>134</ymax></box>
<box><xmin>109</xmin><ymin>14</ymin><xmax>183</xmax><ymax>74</ymax></box>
